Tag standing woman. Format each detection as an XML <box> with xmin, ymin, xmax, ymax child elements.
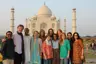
<box><xmin>57</xmin><ymin>29</ymin><xmax>62</xmax><ymax>39</ymax></box>
<box><xmin>60</xmin><ymin>33</ymin><xmax>70</xmax><ymax>64</ymax></box>
<box><xmin>24</xmin><ymin>28</ymin><xmax>31</xmax><ymax>64</ymax></box>
<box><xmin>31</xmin><ymin>31</ymin><xmax>41</xmax><ymax>64</ymax></box>
<box><xmin>72</xmin><ymin>32</ymin><xmax>84</xmax><ymax>64</ymax></box>
<box><xmin>39</xmin><ymin>29</ymin><xmax>46</xmax><ymax>43</ymax></box>
<box><xmin>48</xmin><ymin>28</ymin><xmax>54</xmax><ymax>39</ymax></box>
<box><xmin>42</xmin><ymin>35</ymin><xmax>53</xmax><ymax>64</ymax></box>
<box><xmin>39</xmin><ymin>29</ymin><xmax>46</xmax><ymax>64</ymax></box>
<box><xmin>52</xmin><ymin>34</ymin><xmax>60</xmax><ymax>64</ymax></box>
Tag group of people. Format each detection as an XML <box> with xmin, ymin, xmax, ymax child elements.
<box><xmin>0</xmin><ymin>24</ymin><xmax>84</xmax><ymax>64</ymax></box>
<box><xmin>90</xmin><ymin>40</ymin><xmax>96</xmax><ymax>51</ymax></box>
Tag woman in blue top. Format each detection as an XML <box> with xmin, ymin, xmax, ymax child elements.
<box><xmin>52</xmin><ymin>33</ymin><xmax>60</xmax><ymax>64</ymax></box>
<box><xmin>30</xmin><ymin>31</ymin><xmax>41</xmax><ymax>64</ymax></box>
<box><xmin>59</xmin><ymin>32</ymin><xmax>70</xmax><ymax>64</ymax></box>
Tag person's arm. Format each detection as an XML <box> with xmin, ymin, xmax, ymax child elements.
<box><xmin>39</xmin><ymin>38</ymin><xmax>43</xmax><ymax>57</ymax></box>
<box><xmin>13</xmin><ymin>35</ymin><xmax>16</xmax><ymax>47</ymax></box>
<box><xmin>79</xmin><ymin>39</ymin><xmax>84</xmax><ymax>59</ymax></box>
<box><xmin>67</xmin><ymin>40</ymin><xmax>71</xmax><ymax>59</ymax></box>
<box><xmin>2</xmin><ymin>41</ymin><xmax>7</xmax><ymax>54</ymax></box>
<box><xmin>42</xmin><ymin>42</ymin><xmax>47</xmax><ymax>59</ymax></box>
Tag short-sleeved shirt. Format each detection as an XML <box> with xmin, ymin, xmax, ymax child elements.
<box><xmin>60</xmin><ymin>39</ymin><xmax>70</xmax><ymax>58</ymax></box>
<box><xmin>52</xmin><ymin>40</ymin><xmax>59</xmax><ymax>49</ymax></box>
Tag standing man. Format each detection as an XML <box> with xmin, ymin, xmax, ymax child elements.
<box><xmin>2</xmin><ymin>31</ymin><xmax>14</xmax><ymax>64</ymax></box>
<box><xmin>13</xmin><ymin>24</ymin><xmax>25</xmax><ymax>64</ymax></box>
<box><xmin>67</xmin><ymin>32</ymin><xmax>73</xmax><ymax>64</ymax></box>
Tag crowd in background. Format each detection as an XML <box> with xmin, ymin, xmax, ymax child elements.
<box><xmin>90</xmin><ymin>40</ymin><xmax>96</xmax><ymax>51</ymax></box>
<box><xmin>0</xmin><ymin>24</ymin><xmax>84</xmax><ymax>64</ymax></box>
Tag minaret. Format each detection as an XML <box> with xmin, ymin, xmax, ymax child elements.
<box><xmin>25</xmin><ymin>18</ymin><xmax>28</xmax><ymax>28</ymax></box>
<box><xmin>30</xmin><ymin>20</ymin><xmax>32</xmax><ymax>36</ymax></box>
<box><xmin>64</xmin><ymin>17</ymin><xmax>66</xmax><ymax>33</ymax></box>
<box><xmin>72</xmin><ymin>8</ymin><xmax>76</xmax><ymax>34</ymax></box>
<box><xmin>10</xmin><ymin>8</ymin><xmax>14</xmax><ymax>33</ymax></box>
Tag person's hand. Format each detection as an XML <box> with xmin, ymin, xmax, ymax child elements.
<box><xmin>44</xmin><ymin>57</ymin><xmax>47</xmax><ymax>60</ymax></box>
<box><xmin>67</xmin><ymin>55</ymin><xmax>69</xmax><ymax>59</ymax></box>
<box><xmin>81</xmin><ymin>55</ymin><xmax>84</xmax><ymax>60</ymax></box>
<box><xmin>2</xmin><ymin>38</ymin><xmax>6</xmax><ymax>43</ymax></box>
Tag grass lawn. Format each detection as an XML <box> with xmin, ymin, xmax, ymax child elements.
<box><xmin>84</xmin><ymin>50</ymin><xmax>96</xmax><ymax>59</ymax></box>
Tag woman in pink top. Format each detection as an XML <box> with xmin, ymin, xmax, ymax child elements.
<box><xmin>42</xmin><ymin>35</ymin><xmax>53</xmax><ymax>64</ymax></box>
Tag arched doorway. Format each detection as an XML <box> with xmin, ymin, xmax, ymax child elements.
<box><xmin>40</xmin><ymin>23</ymin><xmax>47</xmax><ymax>32</ymax></box>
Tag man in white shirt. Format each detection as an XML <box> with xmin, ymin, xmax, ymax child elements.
<box><xmin>13</xmin><ymin>24</ymin><xmax>25</xmax><ymax>64</ymax></box>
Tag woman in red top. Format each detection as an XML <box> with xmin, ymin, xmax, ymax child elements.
<box><xmin>42</xmin><ymin>35</ymin><xmax>53</xmax><ymax>64</ymax></box>
<box><xmin>39</xmin><ymin>29</ymin><xmax>46</xmax><ymax>64</ymax></box>
<box><xmin>72</xmin><ymin>32</ymin><xmax>84</xmax><ymax>64</ymax></box>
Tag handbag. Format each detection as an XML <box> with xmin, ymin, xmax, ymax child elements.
<box><xmin>0</xmin><ymin>53</ymin><xmax>3</xmax><ymax>62</ymax></box>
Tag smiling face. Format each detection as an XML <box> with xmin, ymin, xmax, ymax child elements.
<box><xmin>24</xmin><ymin>28</ymin><xmax>29</xmax><ymax>35</ymax></box>
<box><xmin>49</xmin><ymin>29</ymin><xmax>53</xmax><ymax>36</ymax></box>
<box><xmin>62</xmin><ymin>33</ymin><xmax>66</xmax><ymax>40</ymax></box>
<box><xmin>67</xmin><ymin>33</ymin><xmax>72</xmax><ymax>39</ymax></box>
<box><xmin>74</xmin><ymin>33</ymin><xmax>78</xmax><ymax>40</ymax></box>
<box><xmin>17</xmin><ymin>26</ymin><xmax>24</xmax><ymax>33</ymax></box>
<box><xmin>33</xmin><ymin>31</ymin><xmax>38</xmax><ymax>38</ymax></box>
<box><xmin>57</xmin><ymin>29</ymin><xmax>62</xmax><ymax>38</ymax></box>
<box><xmin>53</xmin><ymin>34</ymin><xmax>57</xmax><ymax>41</ymax></box>
<box><xmin>6</xmin><ymin>31</ymin><xmax>12</xmax><ymax>39</ymax></box>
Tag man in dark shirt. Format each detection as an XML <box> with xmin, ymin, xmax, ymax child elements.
<box><xmin>67</xmin><ymin>32</ymin><xmax>73</xmax><ymax>64</ymax></box>
<box><xmin>2</xmin><ymin>31</ymin><xmax>14</xmax><ymax>64</ymax></box>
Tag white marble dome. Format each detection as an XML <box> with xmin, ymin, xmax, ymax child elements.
<box><xmin>37</xmin><ymin>4</ymin><xmax>52</xmax><ymax>17</ymax></box>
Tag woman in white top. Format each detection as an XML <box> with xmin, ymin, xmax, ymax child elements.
<box><xmin>52</xmin><ymin>33</ymin><xmax>60</xmax><ymax>64</ymax></box>
<box><xmin>24</xmin><ymin>28</ymin><xmax>31</xmax><ymax>64</ymax></box>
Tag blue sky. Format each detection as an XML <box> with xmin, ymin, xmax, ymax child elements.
<box><xmin>0</xmin><ymin>0</ymin><xmax>96</xmax><ymax>36</ymax></box>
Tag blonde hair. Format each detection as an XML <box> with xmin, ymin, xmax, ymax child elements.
<box><xmin>59</xmin><ymin>32</ymin><xmax>66</xmax><ymax>45</ymax></box>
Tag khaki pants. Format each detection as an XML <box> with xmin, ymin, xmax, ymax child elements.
<box><xmin>3</xmin><ymin>59</ymin><xmax>14</xmax><ymax>64</ymax></box>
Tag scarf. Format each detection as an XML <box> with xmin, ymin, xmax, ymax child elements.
<box><xmin>45</xmin><ymin>39</ymin><xmax>52</xmax><ymax>46</ymax></box>
<box><xmin>17</xmin><ymin>31</ymin><xmax>25</xmax><ymax>64</ymax></box>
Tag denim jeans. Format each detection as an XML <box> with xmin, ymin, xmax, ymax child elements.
<box><xmin>60</xmin><ymin>58</ymin><xmax>68</xmax><ymax>64</ymax></box>
<box><xmin>68</xmin><ymin>58</ymin><xmax>72</xmax><ymax>64</ymax></box>
<box><xmin>44</xmin><ymin>59</ymin><xmax>52</xmax><ymax>64</ymax></box>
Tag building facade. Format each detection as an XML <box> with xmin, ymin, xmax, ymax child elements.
<box><xmin>25</xmin><ymin>4</ymin><xmax>60</xmax><ymax>35</ymax></box>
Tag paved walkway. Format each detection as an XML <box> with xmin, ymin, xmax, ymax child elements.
<box><xmin>84</xmin><ymin>59</ymin><xmax>96</xmax><ymax>64</ymax></box>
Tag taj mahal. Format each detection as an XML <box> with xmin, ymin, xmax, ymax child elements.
<box><xmin>10</xmin><ymin>4</ymin><xmax>76</xmax><ymax>35</ymax></box>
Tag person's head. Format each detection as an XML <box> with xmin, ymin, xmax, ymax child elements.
<box><xmin>6</xmin><ymin>31</ymin><xmax>12</xmax><ymax>39</ymax></box>
<box><xmin>39</xmin><ymin>29</ymin><xmax>45</xmax><ymax>38</ymax></box>
<box><xmin>62</xmin><ymin>32</ymin><xmax>66</xmax><ymax>40</ymax></box>
<box><xmin>24</xmin><ymin>28</ymin><xmax>29</xmax><ymax>36</ymax></box>
<box><xmin>46</xmin><ymin>35</ymin><xmax>51</xmax><ymax>41</ymax></box>
<box><xmin>53</xmin><ymin>33</ymin><xmax>58</xmax><ymax>41</ymax></box>
<box><xmin>57</xmin><ymin>29</ymin><xmax>62</xmax><ymax>38</ymax></box>
<box><xmin>17</xmin><ymin>24</ymin><xmax>24</xmax><ymax>33</ymax></box>
<box><xmin>72</xmin><ymin>32</ymin><xmax>81</xmax><ymax>40</ymax></box>
<box><xmin>33</xmin><ymin>31</ymin><xmax>39</xmax><ymax>38</ymax></box>
<box><xmin>67</xmin><ymin>32</ymin><xmax>72</xmax><ymax>39</ymax></box>
<box><xmin>48</xmin><ymin>28</ymin><xmax>54</xmax><ymax>37</ymax></box>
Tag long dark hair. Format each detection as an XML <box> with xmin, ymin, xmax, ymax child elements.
<box><xmin>39</xmin><ymin>29</ymin><xmax>45</xmax><ymax>38</ymax></box>
<box><xmin>48</xmin><ymin>28</ymin><xmax>54</xmax><ymax>38</ymax></box>
<box><xmin>72</xmin><ymin>32</ymin><xmax>82</xmax><ymax>42</ymax></box>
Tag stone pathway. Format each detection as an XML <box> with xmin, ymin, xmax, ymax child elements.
<box><xmin>84</xmin><ymin>59</ymin><xmax>96</xmax><ymax>64</ymax></box>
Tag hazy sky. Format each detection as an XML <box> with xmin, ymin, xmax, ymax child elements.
<box><xmin>0</xmin><ymin>0</ymin><xmax>96</xmax><ymax>36</ymax></box>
